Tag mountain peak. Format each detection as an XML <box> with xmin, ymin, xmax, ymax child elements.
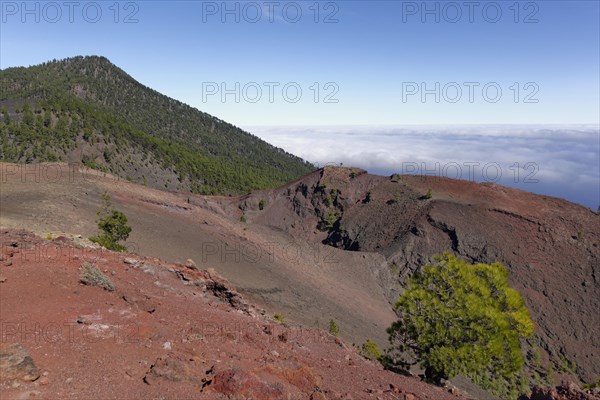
<box><xmin>0</xmin><ymin>57</ymin><xmax>314</xmax><ymax>194</ymax></box>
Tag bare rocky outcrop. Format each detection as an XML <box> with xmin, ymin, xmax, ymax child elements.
<box><xmin>523</xmin><ymin>382</ymin><xmax>600</xmax><ymax>400</ymax></box>
<box><xmin>142</xmin><ymin>353</ymin><xmax>205</xmax><ymax>385</ymax></box>
<box><xmin>0</xmin><ymin>343</ymin><xmax>40</xmax><ymax>383</ymax></box>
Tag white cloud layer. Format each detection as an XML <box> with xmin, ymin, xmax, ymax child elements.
<box><xmin>245</xmin><ymin>125</ymin><xmax>600</xmax><ymax>209</ymax></box>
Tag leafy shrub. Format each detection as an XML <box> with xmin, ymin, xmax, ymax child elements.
<box><xmin>325</xmin><ymin>193</ymin><xmax>333</xmax><ymax>207</ymax></box>
<box><xmin>321</xmin><ymin>211</ymin><xmax>338</xmax><ymax>230</ymax></box>
<box><xmin>387</xmin><ymin>253</ymin><xmax>534</xmax><ymax>398</ymax></box>
<box><xmin>273</xmin><ymin>313</ymin><xmax>285</xmax><ymax>324</ymax></box>
<box><xmin>316</xmin><ymin>184</ymin><xmax>327</xmax><ymax>192</ymax></box>
<box><xmin>80</xmin><ymin>262</ymin><xmax>115</xmax><ymax>291</ymax></box>
<box><xmin>530</xmin><ymin>347</ymin><xmax>542</xmax><ymax>368</ymax></box>
<box><xmin>560</xmin><ymin>355</ymin><xmax>577</xmax><ymax>373</ymax></box>
<box><xmin>546</xmin><ymin>365</ymin><xmax>555</xmax><ymax>384</ymax></box>
<box><xmin>258</xmin><ymin>199</ymin><xmax>267</xmax><ymax>210</ymax></box>
<box><xmin>533</xmin><ymin>371</ymin><xmax>541</xmax><ymax>384</ymax></box>
<box><xmin>361</xmin><ymin>338</ymin><xmax>382</xmax><ymax>361</ymax></box>
<box><xmin>583</xmin><ymin>377</ymin><xmax>600</xmax><ymax>389</ymax></box>
<box><xmin>422</xmin><ymin>189</ymin><xmax>432</xmax><ymax>200</ymax></box>
<box><xmin>89</xmin><ymin>192</ymin><xmax>131</xmax><ymax>252</ymax></box>
<box><xmin>329</xmin><ymin>319</ymin><xmax>339</xmax><ymax>336</ymax></box>
<box><xmin>240</xmin><ymin>215</ymin><xmax>247</xmax><ymax>223</ymax></box>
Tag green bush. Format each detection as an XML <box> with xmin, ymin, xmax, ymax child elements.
<box><xmin>361</xmin><ymin>338</ymin><xmax>382</xmax><ymax>361</ymax></box>
<box><xmin>387</xmin><ymin>253</ymin><xmax>534</xmax><ymax>398</ymax></box>
<box><xmin>80</xmin><ymin>262</ymin><xmax>115</xmax><ymax>291</ymax></box>
<box><xmin>325</xmin><ymin>193</ymin><xmax>333</xmax><ymax>207</ymax></box>
<box><xmin>258</xmin><ymin>199</ymin><xmax>267</xmax><ymax>210</ymax></box>
<box><xmin>560</xmin><ymin>354</ymin><xmax>577</xmax><ymax>373</ymax></box>
<box><xmin>329</xmin><ymin>319</ymin><xmax>339</xmax><ymax>336</ymax></box>
<box><xmin>530</xmin><ymin>347</ymin><xmax>542</xmax><ymax>368</ymax></box>
<box><xmin>273</xmin><ymin>313</ymin><xmax>285</xmax><ymax>324</ymax></box>
<box><xmin>321</xmin><ymin>211</ymin><xmax>338</xmax><ymax>230</ymax></box>
<box><xmin>546</xmin><ymin>365</ymin><xmax>555</xmax><ymax>384</ymax></box>
<box><xmin>582</xmin><ymin>377</ymin><xmax>600</xmax><ymax>389</ymax></box>
<box><xmin>89</xmin><ymin>192</ymin><xmax>131</xmax><ymax>252</ymax></box>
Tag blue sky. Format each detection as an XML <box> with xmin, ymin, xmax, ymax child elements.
<box><xmin>1</xmin><ymin>1</ymin><xmax>599</xmax><ymax>208</ymax></box>
<box><xmin>1</xmin><ymin>1</ymin><xmax>599</xmax><ymax>125</ymax></box>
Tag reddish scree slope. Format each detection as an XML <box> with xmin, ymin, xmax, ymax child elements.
<box><xmin>0</xmin><ymin>229</ymin><xmax>464</xmax><ymax>400</ymax></box>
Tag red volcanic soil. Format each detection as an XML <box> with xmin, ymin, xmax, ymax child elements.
<box><xmin>0</xmin><ymin>228</ymin><xmax>464</xmax><ymax>400</ymax></box>
<box><xmin>1</xmin><ymin>162</ymin><xmax>598</xmax><ymax>397</ymax></box>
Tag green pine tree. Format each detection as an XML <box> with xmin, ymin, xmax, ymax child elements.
<box><xmin>387</xmin><ymin>253</ymin><xmax>534</xmax><ymax>399</ymax></box>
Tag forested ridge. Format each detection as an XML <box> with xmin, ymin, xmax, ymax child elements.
<box><xmin>0</xmin><ymin>56</ymin><xmax>313</xmax><ymax>194</ymax></box>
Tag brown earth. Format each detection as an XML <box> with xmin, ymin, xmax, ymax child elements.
<box><xmin>0</xmin><ymin>228</ymin><xmax>464</xmax><ymax>400</ymax></box>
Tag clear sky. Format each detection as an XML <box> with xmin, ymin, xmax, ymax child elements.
<box><xmin>1</xmin><ymin>1</ymin><xmax>599</xmax><ymax>126</ymax></box>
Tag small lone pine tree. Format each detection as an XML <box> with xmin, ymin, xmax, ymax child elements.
<box><xmin>329</xmin><ymin>319</ymin><xmax>339</xmax><ymax>336</ymax></box>
<box><xmin>89</xmin><ymin>192</ymin><xmax>131</xmax><ymax>252</ymax></box>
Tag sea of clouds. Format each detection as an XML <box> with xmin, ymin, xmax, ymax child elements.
<box><xmin>246</xmin><ymin>125</ymin><xmax>600</xmax><ymax>210</ymax></box>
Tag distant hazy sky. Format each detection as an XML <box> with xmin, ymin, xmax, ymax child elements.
<box><xmin>1</xmin><ymin>1</ymin><xmax>599</xmax><ymax>125</ymax></box>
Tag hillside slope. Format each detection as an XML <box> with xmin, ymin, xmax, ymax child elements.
<box><xmin>221</xmin><ymin>167</ymin><xmax>600</xmax><ymax>386</ymax></box>
<box><xmin>0</xmin><ymin>56</ymin><xmax>313</xmax><ymax>194</ymax></box>
<box><xmin>0</xmin><ymin>228</ymin><xmax>465</xmax><ymax>400</ymax></box>
<box><xmin>0</xmin><ymin>163</ymin><xmax>398</xmax><ymax>353</ymax></box>
<box><xmin>1</xmin><ymin>163</ymin><xmax>598</xmax><ymax>397</ymax></box>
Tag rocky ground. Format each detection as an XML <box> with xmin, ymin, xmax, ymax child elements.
<box><xmin>0</xmin><ymin>228</ymin><xmax>465</xmax><ymax>399</ymax></box>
